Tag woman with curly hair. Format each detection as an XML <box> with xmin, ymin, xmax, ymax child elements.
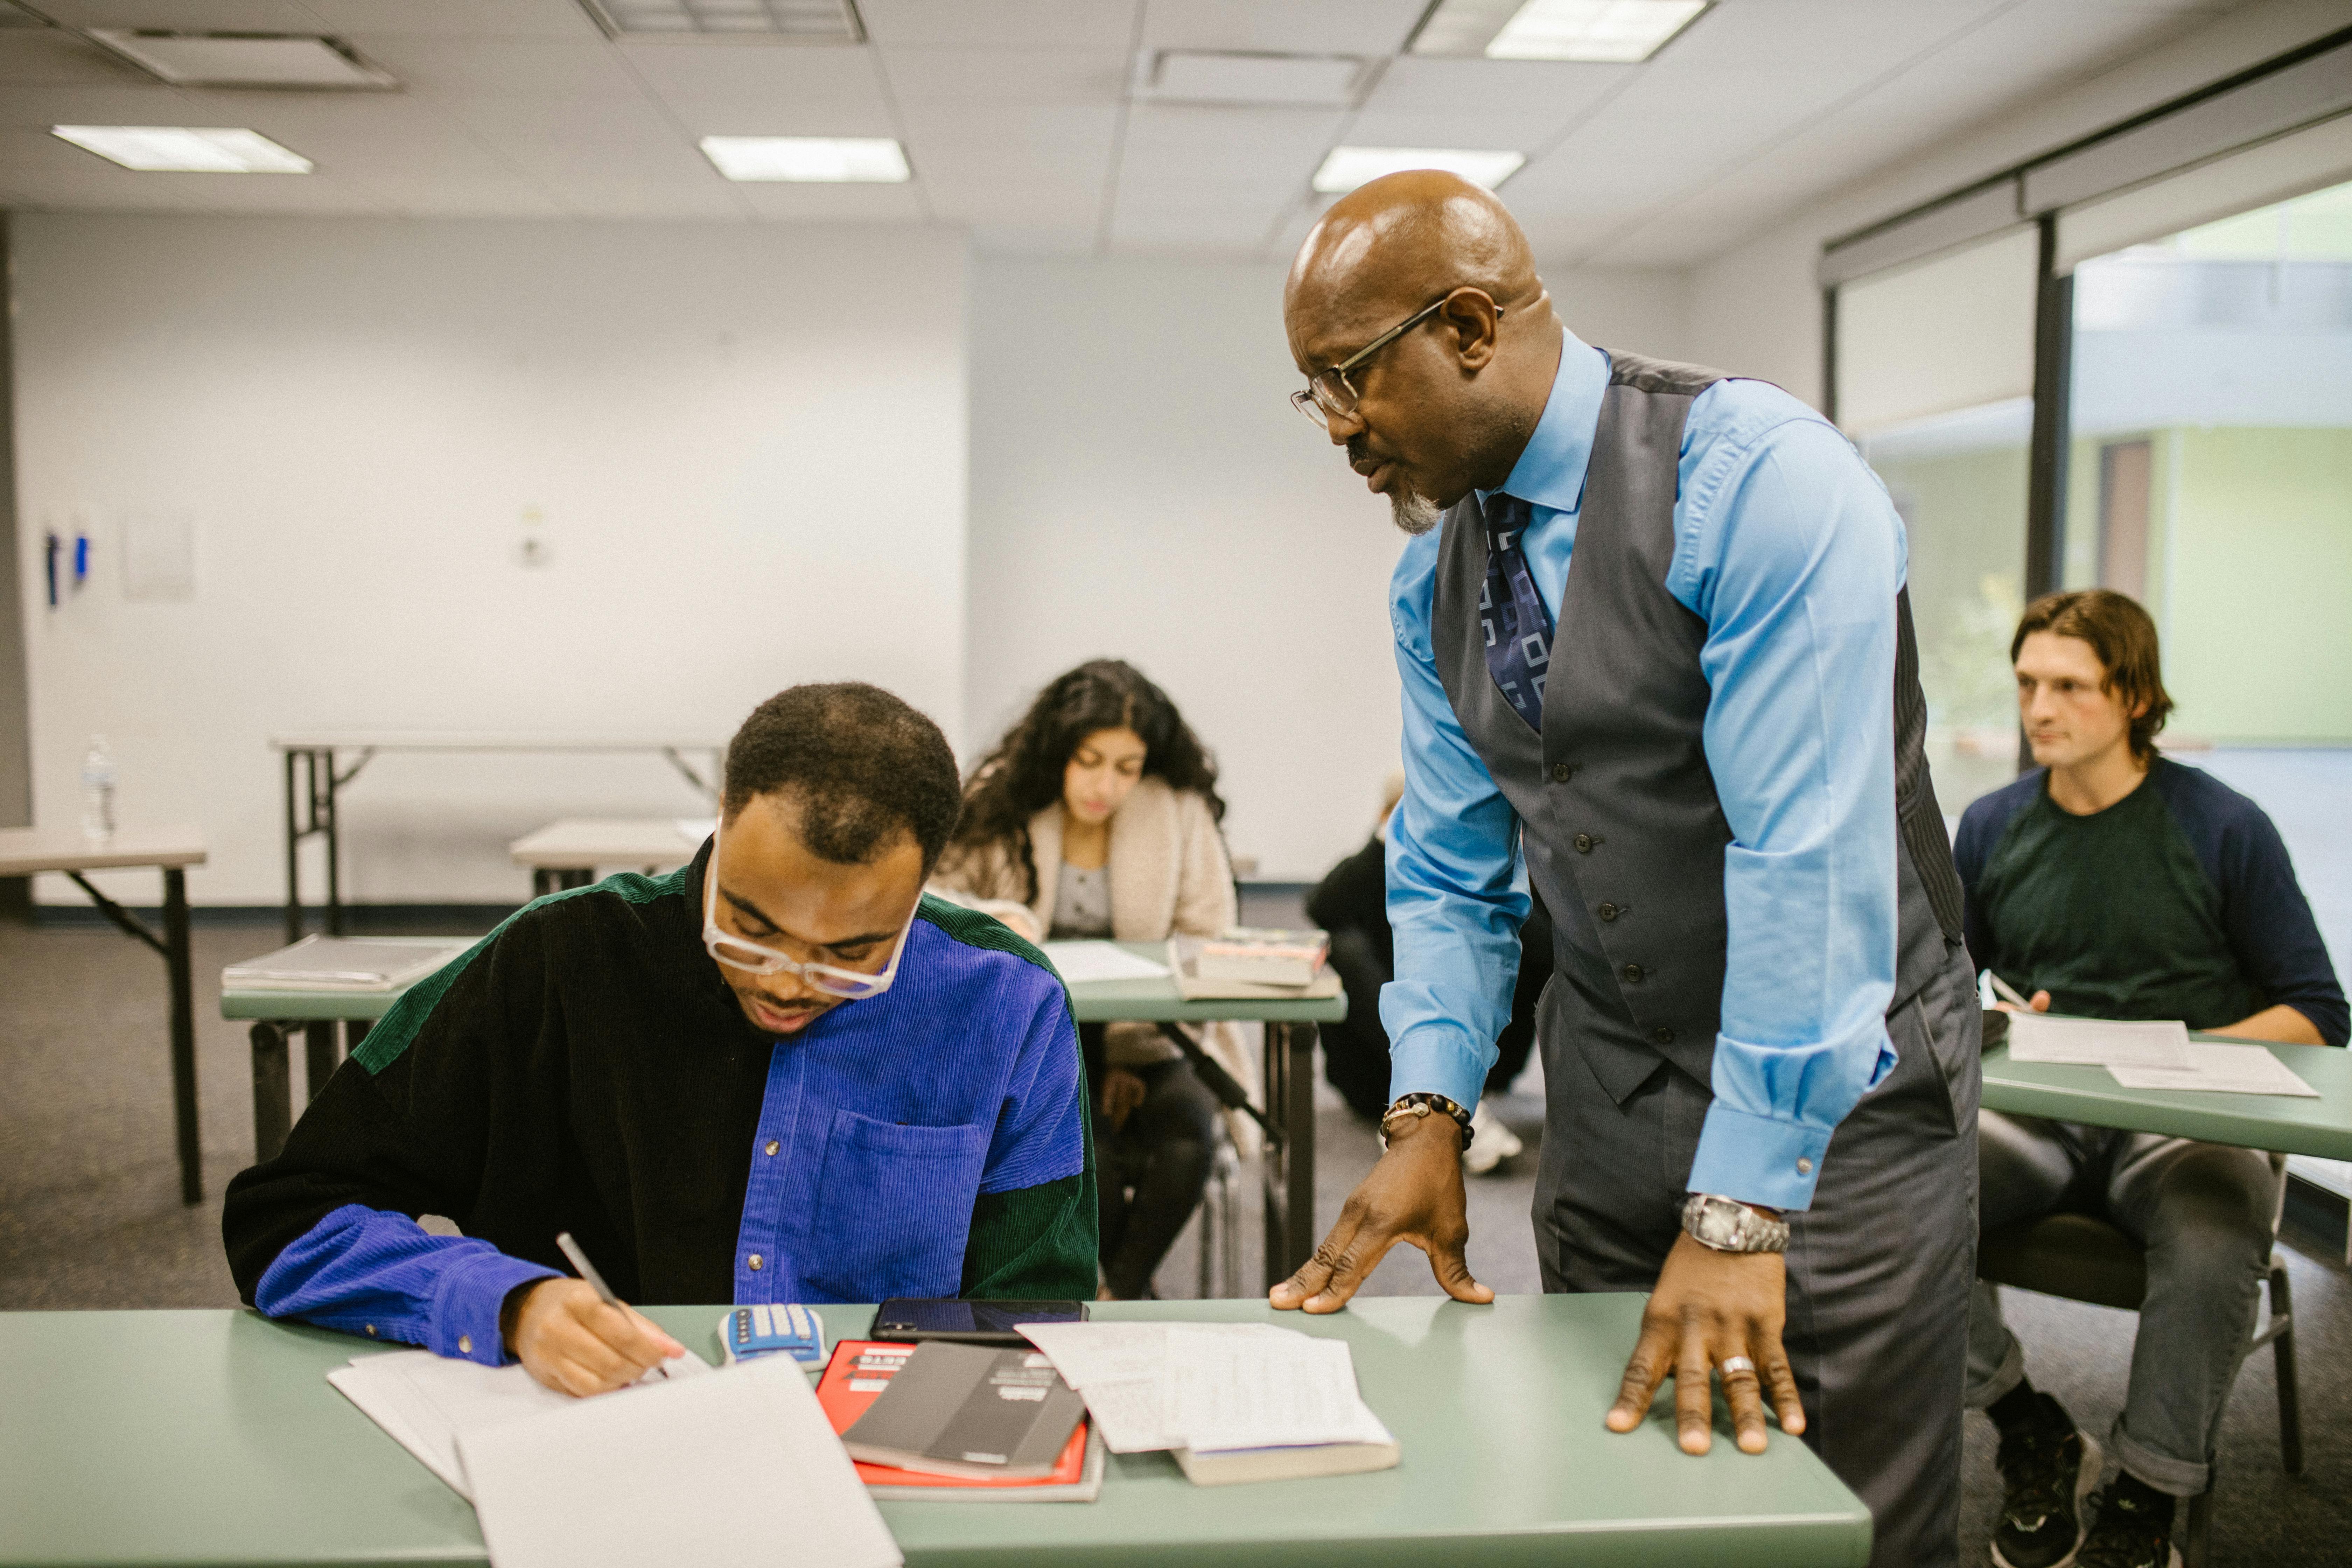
<box><xmin>933</xmin><ymin>659</ymin><xmax>1250</xmax><ymax>1300</ymax></box>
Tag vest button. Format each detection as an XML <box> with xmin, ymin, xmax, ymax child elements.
<box><xmin>1652</xmin><ymin>1027</ymin><xmax>1674</xmax><ymax>1045</ymax></box>
<box><xmin>1622</xmin><ymin>963</ymin><xmax>1644</xmax><ymax>984</ymax></box>
<box><xmin>1597</xmin><ymin>902</ymin><xmax>1619</xmax><ymax>922</ymax></box>
<box><xmin>1574</xmin><ymin>833</ymin><xmax>1594</xmax><ymax>853</ymax></box>
<box><xmin>1550</xmin><ymin>762</ymin><xmax>1574</xmax><ymax>783</ymax></box>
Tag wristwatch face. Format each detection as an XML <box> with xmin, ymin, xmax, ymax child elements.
<box><xmin>1693</xmin><ymin>1199</ymin><xmax>1745</xmax><ymax>1248</ymax></box>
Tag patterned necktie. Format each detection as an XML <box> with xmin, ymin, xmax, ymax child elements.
<box><xmin>1479</xmin><ymin>491</ymin><xmax>1553</xmax><ymax>734</ymax></box>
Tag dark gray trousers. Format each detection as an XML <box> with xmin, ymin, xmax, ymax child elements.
<box><xmin>1533</xmin><ymin>947</ymin><xmax>1980</xmax><ymax>1568</ymax></box>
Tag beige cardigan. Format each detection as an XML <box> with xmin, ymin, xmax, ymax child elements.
<box><xmin>931</xmin><ymin>777</ymin><xmax>1259</xmax><ymax>1119</ymax></box>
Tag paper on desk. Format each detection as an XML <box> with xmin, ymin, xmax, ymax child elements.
<box><xmin>2005</xmin><ymin>1012</ymin><xmax>2191</xmax><ymax>1069</ymax></box>
<box><xmin>460</xmin><ymin>1354</ymin><xmax>897</xmax><ymax>1568</ymax></box>
<box><xmin>328</xmin><ymin>1345</ymin><xmax>711</xmax><ymax>1500</ymax></box>
<box><xmin>1038</xmin><ymin>940</ymin><xmax>1171</xmax><ymax>985</ymax></box>
<box><xmin>1163</xmin><ymin>1327</ymin><xmax>1392</xmax><ymax>1455</ymax></box>
<box><xmin>2107</xmin><ymin>1042</ymin><xmax>2320</xmax><ymax>1098</ymax></box>
<box><xmin>1017</xmin><ymin>1321</ymin><xmax>1383</xmax><ymax>1455</ymax></box>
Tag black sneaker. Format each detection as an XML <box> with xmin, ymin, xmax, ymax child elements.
<box><xmin>2077</xmin><ymin>1485</ymin><xmax>2182</xmax><ymax>1568</ymax></box>
<box><xmin>1991</xmin><ymin>1394</ymin><xmax>2101</xmax><ymax>1568</ymax></box>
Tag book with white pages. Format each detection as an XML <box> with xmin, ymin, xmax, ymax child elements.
<box><xmin>2106</xmin><ymin>1042</ymin><xmax>2320</xmax><ymax>1098</ymax></box>
<box><xmin>2004</xmin><ymin>1011</ymin><xmax>2192</xmax><ymax>1069</ymax></box>
<box><xmin>1166</xmin><ymin>937</ymin><xmax>1343</xmax><ymax>1001</ymax></box>
<box><xmin>224</xmin><ymin>934</ymin><xmax>472</xmax><ymax>993</ymax></box>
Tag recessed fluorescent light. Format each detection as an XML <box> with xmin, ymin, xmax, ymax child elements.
<box><xmin>699</xmin><ymin>136</ymin><xmax>909</xmax><ymax>182</ymax></box>
<box><xmin>1411</xmin><ymin>0</ymin><xmax>1710</xmax><ymax>63</ymax></box>
<box><xmin>51</xmin><ymin>126</ymin><xmax>314</xmax><ymax>174</ymax></box>
<box><xmin>579</xmin><ymin>0</ymin><xmax>864</xmax><ymax>42</ymax></box>
<box><xmin>85</xmin><ymin>30</ymin><xmax>397</xmax><ymax>89</ymax></box>
<box><xmin>1311</xmin><ymin>146</ymin><xmax>1525</xmax><ymax>195</ymax></box>
<box><xmin>1141</xmin><ymin>51</ymin><xmax>1370</xmax><ymax>107</ymax></box>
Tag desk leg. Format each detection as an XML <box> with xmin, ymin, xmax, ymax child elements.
<box><xmin>533</xmin><ymin>868</ymin><xmax>558</xmax><ymax>899</ymax></box>
<box><xmin>250</xmin><ymin>1023</ymin><xmax>292</xmax><ymax>1163</ymax></box>
<box><xmin>282</xmin><ymin>749</ymin><xmax>303</xmax><ymax>943</ymax></box>
<box><xmin>303</xmin><ymin>1021</ymin><xmax>338</xmax><ymax>1102</ymax></box>
<box><xmin>163</xmin><ymin>868</ymin><xmax>201</xmax><ymax>1205</ymax></box>
<box><xmin>322</xmin><ymin>750</ymin><xmax>343</xmax><ymax>937</ymax></box>
<box><xmin>1261</xmin><ymin>1023</ymin><xmax>1318</xmax><ymax>1289</ymax></box>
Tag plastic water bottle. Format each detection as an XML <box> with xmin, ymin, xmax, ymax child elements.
<box><xmin>81</xmin><ymin>735</ymin><xmax>116</xmax><ymax>842</ymax></box>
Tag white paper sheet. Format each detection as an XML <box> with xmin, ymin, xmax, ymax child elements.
<box><xmin>1037</xmin><ymin>940</ymin><xmax>1171</xmax><ymax>985</ymax></box>
<box><xmin>2106</xmin><ymin>1043</ymin><xmax>2320</xmax><ymax>1098</ymax></box>
<box><xmin>328</xmin><ymin>1346</ymin><xmax>711</xmax><ymax>1501</ymax></box>
<box><xmin>1163</xmin><ymin>1328</ymin><xmax>1392</xmax><ymax>1455</ymax></box>
<box><xmin>2005</xmin><ymin>1012</ymin><xmax>2191</xmax><ymax>1069</ymax></box>
<box><xmin>459</xmin><ymin>1355</ymin><xmax>898</xmax><ymax>1568</ymax></box>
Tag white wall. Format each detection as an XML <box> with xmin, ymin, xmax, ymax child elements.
<box><xmin>965</xmin><ymin>255</ymin><xmax>1686</xmax><ymax>881</ymax></box>
<box><xmin>13</xmin><ymin>215</ymin><xmax>968</xmax><ymax>905</ymax></box>
<box><xmin>1684</xmin><ymin>0</ymin><xmax>2352</xmax><ymax>404</ymax></box>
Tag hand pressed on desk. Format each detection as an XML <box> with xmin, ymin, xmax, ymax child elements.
<box><xmin>1268</xmin><ymin>1110</ymin><xmax>1492</xmax><ymax>1312</ymax></box>
<box><xmin>502</xmin><ymin>1278</ymin><xmax>687</xmax><ymax>1398</ymax></box>
<box><xmin>1604</xmin><ymin>1231</ymin><xmax>1806</xmax><ymax>1456</ymax></box>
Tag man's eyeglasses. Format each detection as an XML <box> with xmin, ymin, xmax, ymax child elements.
<box><xmin>701</xmin><ymin>814</ymin><xmax>913</xmax><ymax>1001</ymax></box>
<box><xmin>1291</xmin><ymin>289</ymin><xmax>1502</xmax><ymax>429</ymax></box>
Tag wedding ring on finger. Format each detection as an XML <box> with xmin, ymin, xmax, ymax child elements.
<box><xmin>1717</xmin><ymin>1355</ymin><xmax>1756</xmax><ymax>1377</ymax></box>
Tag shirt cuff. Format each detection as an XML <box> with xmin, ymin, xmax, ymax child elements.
<box><xmin>428</xmin><ymin>1250</ymin><xmax>560</xmax><ymax>1366</ymax></box>
<box><xmin>1685</xmin><ymin>1102</ymin><xmax>1834</xmax><ymax>1212</ymax></box>
<box><xmin>1386</xmin><ymin>1027</ymin><xmax>1491</xmax><ymax>1117</ymax></box>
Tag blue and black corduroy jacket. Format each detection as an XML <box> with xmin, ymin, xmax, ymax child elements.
<box><xmin>222</xmin><ymin>842</ymin><xmax>1096</xmax><ymax>1367</ymax></box>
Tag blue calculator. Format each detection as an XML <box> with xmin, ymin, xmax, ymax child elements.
<box><xmin>722</xmin><ymin>1303</ymin><xmax>826</xmax><ymax>1368</ymax></box>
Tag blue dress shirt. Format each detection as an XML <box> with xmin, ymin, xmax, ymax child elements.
<box><xmin>1384</xmin><ymin>332</ymin><xmax>1907</xmax><ymax>1211</ymax></box>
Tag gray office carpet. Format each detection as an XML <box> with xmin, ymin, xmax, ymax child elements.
<box><xmin>4</xmin><ymin>915</ymin><xmax>2345</xmax><ymax>1564</ymax></box>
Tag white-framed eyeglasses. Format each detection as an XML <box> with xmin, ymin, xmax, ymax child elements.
<box><xmin>700</xmin><ymin>813</ymin><xmax>915</xmax><ymax>1001</ymax></box>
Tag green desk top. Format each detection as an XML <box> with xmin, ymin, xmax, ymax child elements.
<box><xmin>224</xmin><ymin>942</ymin><xmax>1346</xmax><ymax>1027</ymax></box>
<box><xmin>0</xmin><ymin>1296</ymin><xmax>1868</xmax><ymax>1568</ymax></box>
<box><xmin>1980</xmin><ymin>1036</ymin><xmax>2352</xmax><ymax>1161</ymax></box>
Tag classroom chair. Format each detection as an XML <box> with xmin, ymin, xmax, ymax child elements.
<box><xmin>1192</xmin><ymin>1125</ymin><xmax>1245</xmax><ymax>1298</ymax></box>
<box><xmin>1976</xmin><ymin>1152</ymin><xmax>2302</xmax><ymax>1568</ymax></box>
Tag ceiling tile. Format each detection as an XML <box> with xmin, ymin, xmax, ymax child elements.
<box><xmin>1655</xmin><ymin>0</ymin><xmax>2010</xmax><ymax>72</ymax></box>
<box><xmin>923</xmin><ymin>178</ymin><xmax>1098</xmax><ymax>227</ymax></box>
<box><xmin>349</xmin><ymin>172</ymin><xmax>569</xmax><ymax>217</ymax></box>
<box><xmin>896</xmin><ymin>101</ymin><xmax>1116</xmax><ymax>188</ymax></box>
<box><xmin>858</xmin><ymin>0</ymin><xmax>1139</xmax><ymax>51</ymax></box>
<box><xmin>1136</xmin><ymin>0</ymin><xmax>1427</xmax><ymax>57</ymax></box>
<box><xmin>968</xmin><ymin>220</ymin><xmax>1094</xmax><ymax>255</ymax></box>
<box><xmin>659</xmin><ymin>93</ymin><xmax>897</xmax><ymax>138</ymax></box>
<box><xmin>36</xmin><ymin>1</ymin><xmax>320</xmax><ymax>28</ymax></box>
<box><xmin>0</xmin><ymin>166</ymin><xmax>215</xmax><ymax>209</ymax></box>
<box><xmin>875</xmin><ymin>45</ymin><xmax>1125</xmax><ymax>106</ymax></box>
<box><xmin>0</xmin><ymin>82</ymin><xmax>202</xmax><ymax>133</ymax></box>
<box><xmin>619</xmin><ymin>35</ymin><xmax>880</xmax><ymax>101</ymax></box>
<box><xmin>532</xmin><ymin>173</ymin><xmax>743</xmax><ymax>218</ymax></box>
<box><xmin>726</xmin><ymin>179</ymin><xmax>931</xmax><ymax>221</ymax></box>
<box><xmin>1348</xmin><ymin>55</ymin><xmax>1626</xmax><ymax>149</ymax></box>
<box><xmin>1116</xmin><ymin>102</ymin><xmax>1344</xmax><ymax>198</ymax></box>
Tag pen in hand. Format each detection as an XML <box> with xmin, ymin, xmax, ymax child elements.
<box><xmin>555</xmin><ymin>1231</ymin><xmax>687</xmax><ymax>1380</ymax></box>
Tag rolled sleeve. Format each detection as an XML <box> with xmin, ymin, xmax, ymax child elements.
<box><xmin>429</xmin><ymin>1249</ymin><xmax>564</xmax><ymax>1366</ymax></box>
<box><xmin>1673</xmin><ymin>407</ymin><xmax>1904</xmax><ymax>1210</ymax></box>
<box><xmin>253</xmin><ymin>1202</ymin><xmax>557</xmax><ymax>1366</ymax></box>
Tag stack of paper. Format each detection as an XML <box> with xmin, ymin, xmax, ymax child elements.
<box><xmin>224</xmin><ymin>934</ymin><xmax>472</xmax><ymax>992</ymax></box>
<box><xmin>1037</xmin><ymin>940</ymin><xmax>1171</xmax><ymax>985</ymax></box>
<box><xmin>1018</xmin><ymin>1321</ymin><xmax>1396</xmax><ymax>1485</ymax></box>
<box><xmin>2004</xmin><ymin>1013</ymin><xmax>2319</xmax><ymax>1097</ymax></box>
<box><xmin>330</xmin><ymin>1351</ymin><xmax>897</xmax><ymax>1568</ymax></box>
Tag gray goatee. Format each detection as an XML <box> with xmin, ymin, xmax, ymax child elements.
<box><xmin>1390</xmin><ymin>489</ymin><xmax>1443</xmax><ymax>536</ymax></box>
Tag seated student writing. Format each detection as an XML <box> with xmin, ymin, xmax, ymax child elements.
<box><xmin>930</xmin><ymin>659</ymin><xmax>1246</xmax><ymax>1301</ymax></box>
<box><xmin>223</xmin><ymin>683</ymin><xmax>1094</xmax><ymax>1398</ymax></box>
<box><xmin>1955</xmin><ymin>591</ymin><xmax>2345</xmax><ymax>1568</ymax></box>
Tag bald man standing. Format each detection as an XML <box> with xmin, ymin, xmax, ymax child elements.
<box><xmin>1274</xmin><ymin>172</ymin><xmax>1978</xmax><ymax>1566</ymax></box>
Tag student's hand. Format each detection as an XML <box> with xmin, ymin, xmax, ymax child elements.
<box><xmin>1269</xmin><ymin>1111</ymin><xmax>1492</xmax><ymax>1312</ymax></box>
<box><xmin>504</xmin><ymin>1278</ymin><xmax>686</xmax><ymax>1397</ymax></box>
<box><xmin>1605</xmin><ymin>1232</ymin><xmax>1806</xmax><ymax>1455</ymax></box>
<box><xmin>1099</xmin><ymin>1067</ymin><xmax>1148</xmax><ymax>1129</ymax></box>
<box><xmin>1994</xmin><ymin>991</ymin><xmax>2053</xmax><ymax>1015</ymax></box>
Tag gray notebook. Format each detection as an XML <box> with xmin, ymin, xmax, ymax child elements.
<box><xmin>842</xmin><ymin>1341</ymin><xmax>1088</xmax><ymax>1480</ymax></box>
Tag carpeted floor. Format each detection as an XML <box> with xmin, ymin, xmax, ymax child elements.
<box><xmin>3</xmin><ymin>912</ymin><xmax>2346</xmax><ymax>1564</ymax></box>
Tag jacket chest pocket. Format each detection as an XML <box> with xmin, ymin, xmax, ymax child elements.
<box><xmin>801</xmin><ymin>1109</ymin><xmax>991</xmax><ymax>1304</ymax></box>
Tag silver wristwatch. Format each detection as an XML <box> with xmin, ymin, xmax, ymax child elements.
<box><xmin>1681</xmin><ymin>1193</ymin><xmax>1790</xmax><ymax>1254</ymax></box>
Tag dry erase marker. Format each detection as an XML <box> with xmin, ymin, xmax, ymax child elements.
<box><xmin>1988</xmin><ymin>972</ymin><xmax>2034</xmax><ymax>1010</ymax></box>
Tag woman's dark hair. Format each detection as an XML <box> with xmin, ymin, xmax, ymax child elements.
<box><xmin>2012</xmin><ymin>589</ymin><xmax>2174</xmax><ymax>762</ymax></box>
<box><xmin>723</xmin><ymin>682</ymin><xmax>962</xmax><ymax>872</ymax></box>
<box><xmin>949</xmin><ymin>659</ymin><xmax>1225</xmax><ymax>902</ymax></box>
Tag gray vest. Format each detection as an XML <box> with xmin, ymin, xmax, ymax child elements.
<box><xmin>1429</xmin><ymin>351</ymin><xmax>1966</xmax><ymax>1103</ymax></box>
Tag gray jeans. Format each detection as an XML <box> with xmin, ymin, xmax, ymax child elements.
<box><xmin>1965</xmin><ymin>1112</ymin><xmax>2277</xmax><ymax>1495</ymax></box>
